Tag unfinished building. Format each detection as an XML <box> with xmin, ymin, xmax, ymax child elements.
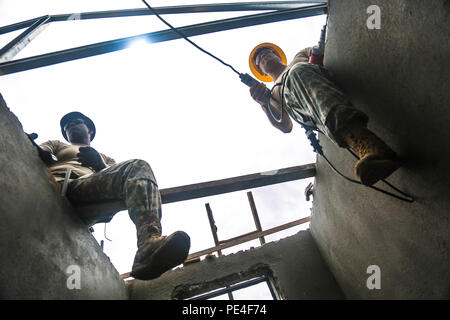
<box><xmin>0</xmin><ymin>0</ymin><xmax>449</xmax><ymax>300</ymax></box>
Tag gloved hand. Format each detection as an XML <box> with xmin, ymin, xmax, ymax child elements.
<box><xmin>77</xmin><ymin>146</ymin><xmax>106</xmax><ymax>172</ymax></box>
<box><xmin>26</xmin><ymin>132</ymin><xmax>57</xmax><ymax>166</ymax></box>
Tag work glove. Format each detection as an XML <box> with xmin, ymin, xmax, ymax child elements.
<box><xmin>77</xmin><ymin>146</ymin><xmax>106</xmax><ymax>172</ymax></box>
<box><xmin>26</xmin><ymin>132</ymin><xmax>58</xmax><ymax>166</ymax></box>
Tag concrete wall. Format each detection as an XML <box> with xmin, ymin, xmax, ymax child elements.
<box><xmin>0</xmin><ymin>94</ymin><xmax>127</xmax><ymax>299</ymax></box>
<box><xmin>127</xmin><ymin>230</ymin><xmax>345</xmax><ymax>300</ymax></box>
<box><xmin>310</xmin><ymin>0</ymin><xmax>450</xmax><ymax>299</ymax></box>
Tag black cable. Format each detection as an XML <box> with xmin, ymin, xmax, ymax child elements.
<box><xmin>322</xmin><ymin>152</ymin><xmax>414</xmax><ymax>202</ymax></box>
<box><xmin>104</xmin><ymin>223</ymin><xmax>112</xmax><ymax>241</ymax></box>
<box><xmin>268</xmin><ymin>67</ymin><xmax>317</xmax><ymax>129</ymax></box>
<box><xmin>141</xmin><ymin>0</ymin><xmax>241</xmax><ymax>76</ymax></box>
<box><xmin>267</xmin><ymin>80</ymin><xmax>285</xmax><ymax>123</ymax></box>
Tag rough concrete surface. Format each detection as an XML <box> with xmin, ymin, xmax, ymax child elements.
<box><xmin>310</xmin><ymin>0</ymin><xmax>450</xmax><ymax>299</ymax></box>
<box><xmin>127</xmin><ymin>230</ymin><xmax>345</xmax><ymax>300</ymax></box>
<box><xmin>0</xmin><ymin>94</ymin><xmax>127</xmax><ymax>299</ymax></box>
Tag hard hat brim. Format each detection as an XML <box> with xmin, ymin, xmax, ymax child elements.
<box><xmin>249</xmin><ymin>43</ymin><xmax>287</xmax><ymax>82</ymax></box>
<box><xmin>60</xmin><ymin>111</ymin><xmax>96</xmax><ymax>142</ymax></box>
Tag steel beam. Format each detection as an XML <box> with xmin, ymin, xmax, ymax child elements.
<box><xmin>188</xmin><ymin>276</ymin><xmax>270</xmax><ymax>300</ymax></box>
<box><xmin>51</xmin><ymin>1</ymin><xmax>326</xmax><ymax>22</ymax></box>
<box><xmin>0</xmin><ymin>17</ymin><xmax>41</xmax><ymax>36</ymax></box>
<box><xmin>0</xmin><ymin>15</ymin><xmax>50</xmax><ymax>62</ymax></box>
<box><xmin>0</xmin><ymin>1</ymin><xmax>327</xmax><ymax>35</ymax></box>
<box><xmin>0</xmin><ymin>4</ymin><xmax>327</xmax><ymax>76</ymax></box>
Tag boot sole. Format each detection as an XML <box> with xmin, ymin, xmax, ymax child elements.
<box><xmin>131</xmin><ymin>231</ymin><xmax>190</xmax><ymax>280</ymax></box>
<box><xmin>356</xmin><ymin>156</ymin><xmax>402</xmax><ymax>186</ymax></box>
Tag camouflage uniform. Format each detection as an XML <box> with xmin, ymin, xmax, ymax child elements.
<box><xmin>66</xmin><ymin>159</ymin><xmax>162</xmax><ymax>245</ymax></box>
<box><xmin>64</xmin><ymin>157</ymin><xmax>190</xmax><ymax>280</ymax></box>
<box><xmin>280</xmin><ymin>62</ymin><xmax>368</xmax><ymax>147</ymax></box>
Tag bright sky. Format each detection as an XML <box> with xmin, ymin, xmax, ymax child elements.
<box><xmin>0</xmin><ymin>0</ymin><xmax>326</xmax><ymax>299</ymax></box>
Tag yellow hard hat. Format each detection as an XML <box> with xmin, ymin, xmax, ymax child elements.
<box><xmin>249</xmin><ymin>42</ymin><xmax>287</xmax><ymax>82</ymax></box>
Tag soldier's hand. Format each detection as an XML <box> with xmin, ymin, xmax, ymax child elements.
<box><xmin>250</xmin><ymin>82</ymin><xmax>270</xmax><ymax>107</ymax></box>
<box><xmin>26</xmin><ymin>132</ymin><xmax>57</xmax><ymax>166</ymax></box>
<box><xmin>77</xmin><ymin>146</ymin><xmax>106</xmax><ymax>172</ymax></box>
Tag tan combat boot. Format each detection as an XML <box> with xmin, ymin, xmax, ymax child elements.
<box><xmin>130</xmin><ymin>214</ymin><xmax>190</xmax><ymax>280</ymax></box>
<box><xmin>341</xmin><ymin>122</ymin><xmax>401</xmax><ymax>186</ymax></box>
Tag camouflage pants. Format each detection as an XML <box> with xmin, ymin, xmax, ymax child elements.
<box><xmin>66</xmin><ymin>159</ymin><xmax>162</xmax><ymax>243</ymax></box>
<box><xmin>283</xmin><ymin>62</ymin><xmax>368</xmax><ymax>147</ymax></box>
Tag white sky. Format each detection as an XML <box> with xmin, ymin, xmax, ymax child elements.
<box><xmin>0</xmin><ymin>0</ymin><xmax>326</xmax><ymax>299</ymax></box>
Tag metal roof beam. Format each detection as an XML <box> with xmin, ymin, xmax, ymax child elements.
<box><xmin>50</xmin><ymin>1</ymin><xmax>327</xmax><ymax>23</ymax></box>
<box><xmin>0</xmin><ymin>16</ymin><xmax>50</xmax><ymax>62</ymax></box>
<box><xmin>0</xmin><ymin>4</ymin><xmax>327</xmax><ymax>76</ymax></box>
<box><xmin>0</xmin><ymin>1</ymin><xmax>327</xmax><ymax>35</ymax></box>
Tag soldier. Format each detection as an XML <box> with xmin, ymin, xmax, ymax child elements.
<box><xmin>33</xmin><ymin>111</ymin><xmax>190</xmax><ymax>280</ymax></box>
<box><xmin>248</xmin><ymin>43</ymin><xmax>401</xmax><ymax>186</ymax></box>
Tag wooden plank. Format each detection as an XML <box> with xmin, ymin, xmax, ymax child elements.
<box><xmin>205</xmin><ymin>203</ymin><xmax>222</xmax><ymax>256</ymax></box>
<box><xmin>186</xmin><ymin>216</ymin><xmax>310</xmax><ymax>261</ymax></box>
<box><xmin>77</xmin><ymin>164</ymin><xmax>315</xmax><ymax>219</ymax></box>
<box><xmin>218</xmin><ymin>230</ymin><xmax>260</xmax><ymax>245</ymax></box>
<box><xmin>160</xmin><ymin>163</ymin><xmax>315</xmax><ymax>204</ymax></box>
<box><xmin>120</xmin><ymin>216</ymin><xmax>310</xmax><ymax>280</ymax></box>
<box><xmin>247</xmin><ymin>191</ymin><xmax>265</xmax><ymax>245</ymax></box>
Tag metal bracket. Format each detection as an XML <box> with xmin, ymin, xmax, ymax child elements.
<box><xmin>0</xmin><ymin>15</ymin><xmax>50</xmax><ymax>63</ymax></box>
<box><xmin>304</xmin><ymin>182</ymin><xmax>314</xmax><ymax>201</ymax></box>
<box><xmin>0</xmin><ymin>3</ymin><xmax>326</xmax><ymax>75</ymax></box>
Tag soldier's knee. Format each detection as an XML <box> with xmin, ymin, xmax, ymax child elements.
<box><xmin>291</xmin><ymin>62</ymin><xmax>319</xmax><ymax>76</ymax></box>
<box><xmin>129</xmin><ymin>159</ymin><xmax>151</xmax><ymax>170</ymax></box>
<box><xmin>127</xmin><ymin>159</ymin><xmax>157</xmax><ymax>185</ymax></box>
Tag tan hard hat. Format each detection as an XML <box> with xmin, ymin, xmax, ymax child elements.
<box><xmin>249</xmin><ymin>42</ymin><xmax>287</xmax><ymax>82</ymax></box>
